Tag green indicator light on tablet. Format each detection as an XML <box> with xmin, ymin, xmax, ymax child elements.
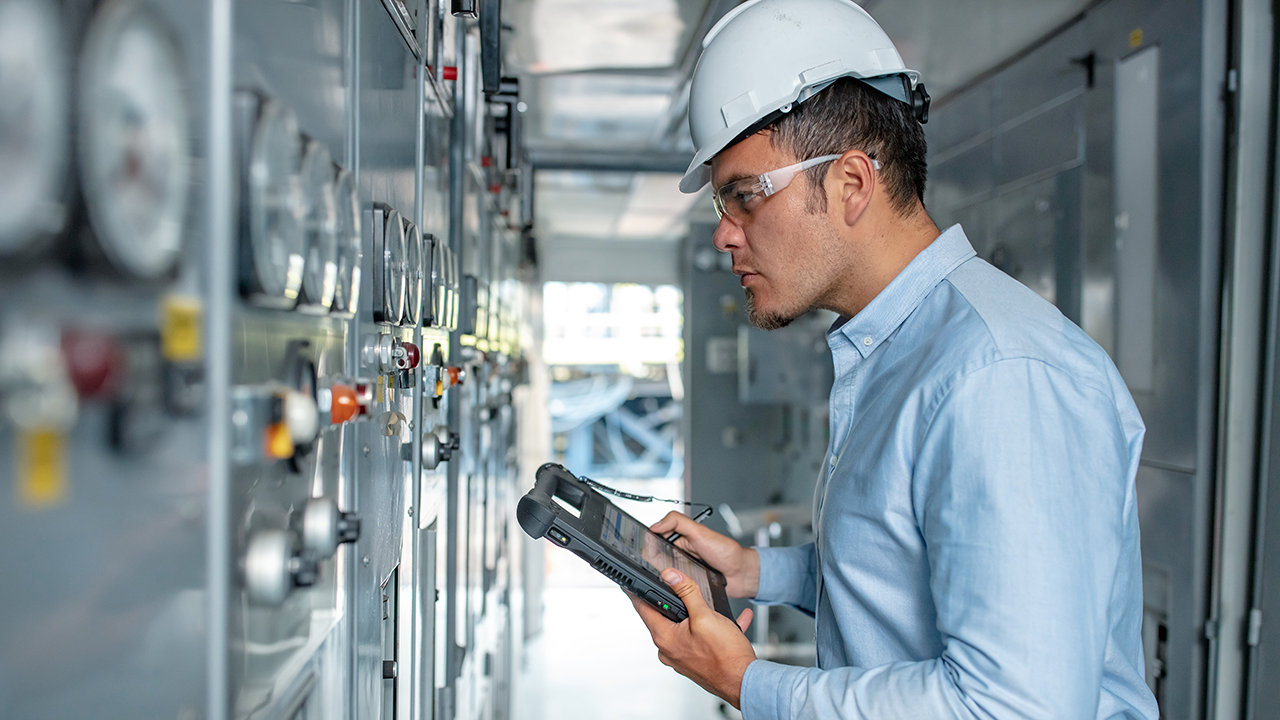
<box><xmin>663</xmin><ymin>604</ymin><xmax>670</xmax><ymax>610</ymax></box>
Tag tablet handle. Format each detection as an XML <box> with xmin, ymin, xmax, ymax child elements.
<box><xmin>517</xmin><ymin>463</ymin><xmax>564</xmax><ymax>539</ymax></box>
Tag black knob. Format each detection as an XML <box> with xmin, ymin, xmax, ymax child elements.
<box><xmin>383</xmin><ymin>660</ymin><xmax>397</xmax><ymax>679</ymax></box>
<box><xmin>290</xmin><ymin>553</ymin><xmax>319</xmax><ymax>588</ymax></box>
<box><xmin>337</xmin><ymin>513</ymin><xmax>361</xmax><ymax>544</ymax></box>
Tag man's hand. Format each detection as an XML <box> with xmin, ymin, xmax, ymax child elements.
<box><xmin>650</xmin><ymin>511</ymin><xmax>761</xmax><ymax>598</ymax></box>
<box><xmin>631</xmin><ymin>568</ymin><xmax>758</xmax><ymax>708</ymax></box>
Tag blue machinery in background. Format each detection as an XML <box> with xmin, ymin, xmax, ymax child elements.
<box><xmin>550</xmin><ymin>375</ymin><xmax>683</xmax><ymax>480</ymax></box>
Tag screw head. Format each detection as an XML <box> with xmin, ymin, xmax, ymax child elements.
<box><xmin>363</xmin><ymin>445</ymin><xmax>371</xmax><ymax>456</ymax></box>
<box><xmin>362</xmin><ymin>556</ymin><xmax>370</xmax><ymax>566</ymax></box>
<box><xmin>408</xmin><ymin>506</ymin><xmax>414</xmax><ymax>516</ymax></box>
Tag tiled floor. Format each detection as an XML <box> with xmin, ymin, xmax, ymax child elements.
<box><xmin>516</xmin><ymin>583</ymin><xmax>738</xmax><ymax>720</ymax></box>
<box><xmin>516</xmin><ymin>484</ymin><xmax>739</xmax><ymax>720</ymax></box>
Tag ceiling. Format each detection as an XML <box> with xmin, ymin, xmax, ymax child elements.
<box><xmin>503</xmin><ymin>0</ymin><xmax>1096</xmax><ymax>284</ymax></box>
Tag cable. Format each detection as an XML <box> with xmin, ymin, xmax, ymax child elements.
<box><xmin>578</xmin><ymin>475</ymin><xmax>712</xmax><ymax>517</ymax></box>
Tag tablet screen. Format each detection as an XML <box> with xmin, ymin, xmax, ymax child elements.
<box><xmin>600</xmin><ymin>505</ymin><xmax>715</xmax><ymax>608</ymax></box>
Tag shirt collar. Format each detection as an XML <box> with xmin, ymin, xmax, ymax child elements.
<box><xmin>832</xmin><ymin>224</ymin><xmax>977</xmax><ymax>358</ymax></box>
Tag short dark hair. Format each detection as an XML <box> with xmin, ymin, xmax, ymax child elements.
<box><xmin>764</xmin><ymin>77</ymin><xmax>927</xmax><ymax>215</ymax></box>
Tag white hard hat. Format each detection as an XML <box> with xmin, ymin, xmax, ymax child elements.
<box><xmin>680</xmin><ymin>0</ymin><xmax>928</xmax><ymax>193</ymax></box>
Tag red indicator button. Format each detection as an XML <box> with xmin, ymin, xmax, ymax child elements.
<box><xmin>329</xmin><ymin>384</ymin><xmax>361</xmax><ymax>424</ymax></box>
<box><xmin>61</xmin><ymin>329</ymin><xmax>122</xmax><ymax>399</ymax></box>
<box><xmin>399</xmin><ymin>342</ymin><xmax>421</xmax><ymax>370</ymax></box>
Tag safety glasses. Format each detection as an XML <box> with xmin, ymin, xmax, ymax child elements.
<box><xmin>712</xmin><ymin>153</ymin><xmax>881</xmax><ymax>221</ymax></box>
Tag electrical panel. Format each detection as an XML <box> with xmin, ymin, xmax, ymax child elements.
<box><xmin>0</xmin><ymin>1</ymin><xmax>532</xmax><ymax>719</ymax></box>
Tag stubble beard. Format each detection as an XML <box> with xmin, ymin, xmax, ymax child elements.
<box><xmin>745</xmin><ymin>288</ymin><xmax>798</xmax><ymax>330</ymax></box>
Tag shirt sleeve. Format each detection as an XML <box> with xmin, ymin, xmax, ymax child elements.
<box><xmin>753</xmin><ymin>543</ymin><xmax>818</xmax><ymax>617</ymax></box>
<box><xmin>739</xmin><ymin>358</ymin><xmax>1145</xmax><ymax>720</ymax></box>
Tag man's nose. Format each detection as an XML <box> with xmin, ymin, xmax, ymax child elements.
<box><xmin>712</xmin><ymin>215</ymin><xmax>744</xmax><ymax>253</ymax></box>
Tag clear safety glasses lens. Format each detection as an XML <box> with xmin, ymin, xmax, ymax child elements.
<box><xmin>712</xmin><ymin>154</ymin><xmax>858</xmax><ymax>220</ymax></box>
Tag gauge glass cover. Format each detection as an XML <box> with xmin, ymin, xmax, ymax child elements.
<box><xmin>299</xmin><ymin>140</ymin><xmax>337</xmax><ymax>310</ymax></box>
<box><xmin>331</xmin><ymin>168</ymin><xmax>361</xmax><ymax>315</ymax></box>
<box><xmin>447</xmin><ymin>245</ymin><xmax>457</xmax><ymax>330</ymax></box>
<box><xmin>403</xmin><ymin>220</ymin><xmax>423</xmax><ymax>326</ymax></box>
<box><xmin>79</xmin><ymin>0</ymin><xmax>190</xmax><ymax>278</ymax></box>
<box><xmin>249</xmin><ymin>100</ymin><xmax>305</xmax><ymax>301</ymax></box>
<box><xmin>450</xmin><ymin>245</ymin><xmax>460</xmax><ymax>327</ymax></box>
<box><xmin>0</xmin><ymin>0</ymin><xmax>68</xmax><ymax>253</ymax></box>
<box><xmin>381</xmin><ymin>209</ymin><xmax>406</xmax><ymax>325</ymax></box>
<box><xmin>427</xmin><ymin>235</ymin><xmax>442</xmax><ymax>326</ymax></box>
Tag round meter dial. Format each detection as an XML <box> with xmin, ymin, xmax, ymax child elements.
<box><xmin>445</xmin><ymin>245</ymin><xmax>458</xmax><ymax>330</ymax></box>
<box><xmin>0</xmin><ymin>0</ymin><xmax>68</xmax><ymax>255</ymax></box>
<box><xmin>403</xmin><ymin>219</ymin><xmax>423</xmax><ymax>326</ymax></box>
<box><xmin>247</xmin><ymin>99</ymin><xmax>305</xmax><ymax>304</ymax></box>
<box><xmin>79</xmin><ymin>0</ymin><xmax>190</xmax><ymax>279</ymax></box>
<box><xmin>373</xmin><ymin>207</ymin><xmax>406</xmax><ymax>325</ymax></box>
<box><xmin>427</xmin><ymin>235</ymin><xmax>442</xmax><ymax>326</ymax></box>
<box><xmin>330</xmin><ymin>167</ymin><xmax>361</xmax><ymax>316</ymax></box>
<box><xmin>298</xmin><ymin>139</ymin><xmax>337</xmax><ymax>312</ymax></box>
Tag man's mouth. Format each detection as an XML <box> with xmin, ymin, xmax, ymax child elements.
<box><xmin>734</xmin><ymin>264</ymin><xmax>758</xmax><ymax>285</ymax></box>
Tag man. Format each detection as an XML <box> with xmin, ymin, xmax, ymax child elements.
<box><xmin>628</xmin><ymin>1</ymin><xmax>1160</xmax><ymax>718</ymax></box>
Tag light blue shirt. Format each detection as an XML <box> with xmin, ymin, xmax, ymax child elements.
<box><xmin>740</xmin><ymin>225</ymin><xmax>1158</xmax><ymax>720</ymax></box>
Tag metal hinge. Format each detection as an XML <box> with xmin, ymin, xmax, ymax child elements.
<box><xmin>1204</xmin><ymin>618</ymin><xmax>1219</xmax><ymax>640</ymax></box>
<box><xmin>1249</xmin><ymin>608</ymin><xmax>1264</xmax><ymax>646</ymax></box>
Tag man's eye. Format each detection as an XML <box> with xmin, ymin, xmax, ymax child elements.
<box><xmin>735</xmin><ymin>189</ymin><xmax>761</xmax><ymax>210</ymax></box>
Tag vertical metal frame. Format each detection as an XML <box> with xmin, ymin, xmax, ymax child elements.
<box><xmin>205</xmin><ymin>0</ymin><xmax>235</xmax><ymax>717</ymax></box>
<box><xmin>1208</xmin><ymin>0</ymin><xmax>1275</xmax><ymax>714</ymax></box>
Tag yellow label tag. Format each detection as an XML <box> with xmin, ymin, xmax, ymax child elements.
<box><xmin>1129</xmin><ymin>28</ymin><xmax>1143</xmax><ymax>48</ymax></box>
<box><xmin>266</xmin><ymin>423</ymin><xmax>294</xmax><ymax>459</ymax></box>
<box><xmin>161</xmin><ymin>295</ymin><xmax>203</xmax><ymax>362</ymax></box>
<box><xmin>17</xmin><ymin>429</ymin><xmax>68</xmax><ymax>509</ymax></box>
<box><xmin>376</xmin><ymin>374</ymin><xmax>385</xmax><ymax>404</ymax></box>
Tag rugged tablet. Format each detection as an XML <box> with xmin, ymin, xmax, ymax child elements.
<box><xmin>517</xmin><ymin>463</ymin><xmax>734</xmax><ymax>623</ymax></box>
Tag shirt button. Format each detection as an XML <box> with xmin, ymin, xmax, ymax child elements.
<box><xmin>862</xmin><ymin>336</ymin><xmax>873</xmax><ymax>346</ymax></box>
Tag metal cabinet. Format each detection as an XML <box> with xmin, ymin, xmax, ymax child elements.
<box><xmin>0</xmin><ymin>1</ymin><xmax>531</xmax><ymax>718</ymax></box>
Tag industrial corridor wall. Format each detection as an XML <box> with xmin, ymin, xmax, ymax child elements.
<box><xmin>0</xmin><ymin>1</ymin><xmax>535</xmax><ymax>719</ymax></box>
<box><xmin>925</xmin><ymin>0</ymin><xmax>1226</xmax><ymax>717</ymax></box>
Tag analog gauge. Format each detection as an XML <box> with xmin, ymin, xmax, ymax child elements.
<box><xmin>0</xmin><ymin>0</ymin><xmax>68</xmax><ymax>255</ymax></box>
<box><xmin>245</xmin><ymin>97</ymin><xmax>305</xmax><ymax>305</ymax></box>
<box><xmin>439</xmin><ymin>244</ymin><xmax>451</xmax><ymax>330</ymax></box>
<box><xmin>78</xmin><ymin>0</ymin><xmax>190</xmax><ymax>279</ymax></box>
<box><xmin>447</xmin><ymin>245</ymin><xmax>459</xmax><ymax>330</ymax></box>
<box><xmin>297</xmin><ymin>139</ymin><xmax>338</xmax><ymax>312</ymax></box>
<box><xmin>371</xmin><ymin>203</ymin><xmax>406</xmax><ymax>325</ymax></box>
<box><xmin>442</xmin><ymin>242</ymin><xmax>453</xmax><ymax>330</ymax></box>
<box><xmin>402</xmin><ymin>218</ymin><xmax>423</xmax><ymax>326</ymax></box>
<box><xmin>330</xmin><ymin>167</ymin><xmax>361</xmax><ymax>316</ymax></box>
<box><xmin>423</xmin><ymin>233</ymin><xmax>440</xmax><ymax>327</ymax></box>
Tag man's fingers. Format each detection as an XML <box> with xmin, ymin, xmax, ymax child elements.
<box><xmin>649</xmin><ymin>510</ymin><xmax>688</xmax><ymax>536</ymax></box>
<box><xmin>736</xmin><ymin>607</ymin><xmax>753</xmax><ymax>633</ymax></box>
<box><xmin>629</xmin><ymin>592</ymin><xmax>672</xmax><ymax>640</ymax></box>
<box><xmin>661</xmin><ymin>569</ymin><xmax>711</xmax><ymax>619</ymax></box>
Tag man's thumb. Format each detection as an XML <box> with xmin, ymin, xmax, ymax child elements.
<box><xmin>661</xmin><ymin>569</ymin><xmax>706</xmax><ymax>613</ymax></box>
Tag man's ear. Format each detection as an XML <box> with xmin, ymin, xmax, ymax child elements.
<box><xmin>831</xmin><ymin>150</ymin><xmax>877</xmax><ymax>227</ymax></box>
